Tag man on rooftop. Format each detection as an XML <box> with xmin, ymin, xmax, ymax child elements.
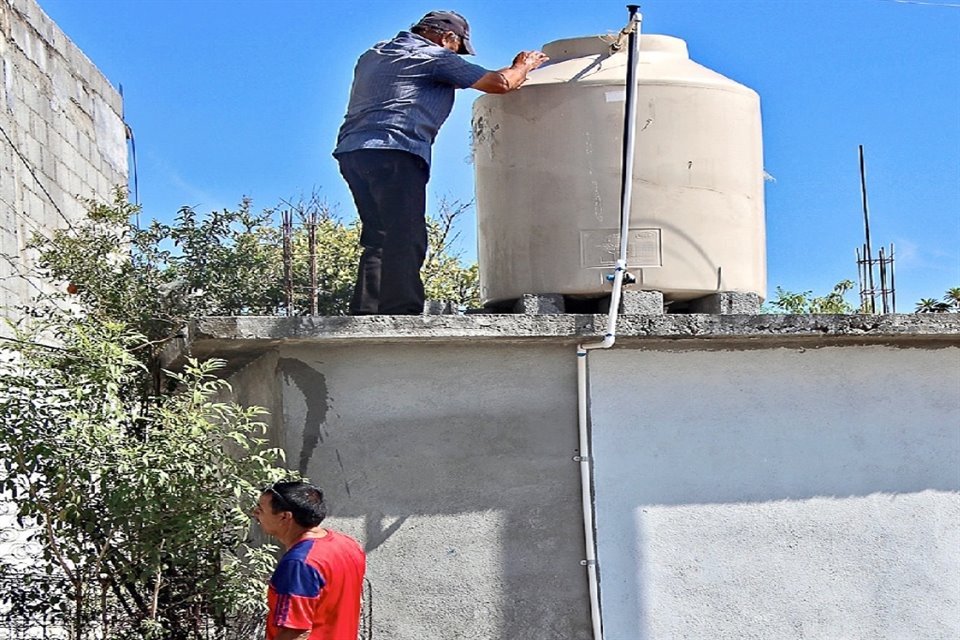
<box><xmin>334</xmin><ymin>10</ymin><xmax>548</xmax><ymax>315</ymax></box>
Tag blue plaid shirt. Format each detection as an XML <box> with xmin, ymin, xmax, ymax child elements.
<box><xmin>333</xmin><ymin>31</ymin><xmax>489</xmax><ymax>167</ymax></box>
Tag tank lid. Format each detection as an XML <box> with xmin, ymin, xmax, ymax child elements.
<box><xmin>542</xmin><ymin>34</ymin><xmax>689</xmax><ymax>62</ymax></box>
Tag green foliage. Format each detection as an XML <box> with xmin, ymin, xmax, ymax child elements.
<box><xmin>1</xmin><ymin>190</ymin><xmax>317</xmax><ymax>637</ymax></box>
<box><xmin>914</xmin><ymin>298</ymin><xmax>948</xmax><ymax>313</ymax></box>
<box><xmin>283</xmin><ymin>194</ymin><xmax>480</xmax><ymax>313</ymax></box>
<box><xmin>914</xmin><ymin>287</ymin><xmax>959</xmax><ymax>313</ymax></box>
<box><xmin>142</xmin><ymin>199</ymin><xmax>286</xmax><ymax>316</ymax></box>
<box><xmin>1</xmin><ymin>187</ymin><xmax>480</xmax><ymax>637</ymax></box>
<box><xmin>34</xmin><ymin>190</ymin><xmax>287</xmax><ymax>335</ymax></box>
<box><xmin>764</xmin><ymin>279</ymin><xmax>857</xmax><ymax>314</ymax></box>
<box><xmin>423</xmin><ymin>198</ymin><xmax>481</xmax><ymax>309</ymax></box>
<box><xmin>31</xmin><ymin>192</ymin><xmax>171</xmax><ymax>339</ymax></box>
<box><xmin>913</xmin><ymin>287</ymin><xmax>960</xmax><ymax>313</ymax></box>
<box><xmin>0</xmin><ymin>314</ymin><xmax>289</xmax><ymax>638</ymax></box>
<box><xmin>944</xmin><ymin>287</ymin><xmax>960</xmax><ymax>309</ymax></box>
<box><xmin>35</xmin><ymin>189</ymin><xmax>479</xmax><ymax>326</ymax></box>
<box><xmin>914</xmin><ymin>289</ymin><xmax>958</xmax><ymax>313</ymax></box>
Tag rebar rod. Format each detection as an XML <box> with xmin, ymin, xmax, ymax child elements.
<box><xmin>282</xmin><ymin>210</ymin><xmax>294</xmax><ymax>316</ymax></box>
<box><xmin>308</xmin><ymin>210</ymin><xmax>318</xmax><ymax>316</ymax></box>
<box><xmin>890</xmin><ymin>243</ymin><xmax>897</xmax><ymax>313</ymax></box>
<box><xmin>858</xmin><ymin>145</ymin><xmax>876</xmax><ymax>313</ymax></box>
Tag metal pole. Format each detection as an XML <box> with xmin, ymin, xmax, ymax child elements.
<box><xmin>878</xmin><ymin>246</ymin><xmax>888</xmax><ymax>314</ymax></box>
<box><xmin>858</xmin><ymin>145</ymin><xmax>875</xmax><ymax>313</ymax></box>
<box><xmin>309</xmin><ymin>211</ymin><xmax>319</xmax><ymax>316</ymax></box>
<box><xmin>282</xmin><ymin>210</ymin><xmax>294</xmax><ymax>316</ymax></box>
<box><xmin>855</xmin><ymin>247</ymin><xmax>866</xmax><ymax>311</ymax></box>
<box><xmin>617</xmin><ymin>5</ymin><xmax>643</xmax><ymax>267</ymax></box>
<box><xmin>890</xmin><ymin>243</ymin><xmax>897</xmax><ymax>313</ymax></box>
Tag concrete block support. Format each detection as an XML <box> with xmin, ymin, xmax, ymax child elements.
<box><xmin>599</xmin><ymin>289</ymin><xmax>664</xmax><ymax>314</ymax></box>
<box><xmin>513</xmin><ymin>293</ymin><xmax>565</xmax><ymax>315</ymax></box>
<box><xmin>687</xmin><ymin>291</ymin><xmax>762</xmax><ymax>314</ymax></box>
<box><xmin>422</xmin><ymin>300</ymin><xmax>457</xmax><ymax>315</ymax></box>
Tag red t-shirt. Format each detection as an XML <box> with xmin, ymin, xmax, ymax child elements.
<box><xmin>266</xmin><ymin>530</ymin><xmax>366</xmax><ymax>640</ymax></box>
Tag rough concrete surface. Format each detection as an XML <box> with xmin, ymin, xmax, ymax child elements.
<box><xmin>226</xmin><ymin>342</ymin><xmax>592</xmax><ymax>640</ymax></box>
<box><xmin>513</xmin><ymin>293</ymin><xmax>565</xmax><ymax>315</ymax></box>
<box><xmin>685</xmin><ymin>291</ymin><xmax>762</xmax><ymax>314</ymax></box>
<box><xmin>184</xmin><ymin>314</ymin><xmax>960</xmax><ymax>372</ymax></box>
<box><xmin>608</xmin><ymin>290</ymin><xmax>665</xmax><ymax>315</ymax></box>
<box><xmin>207</xmin><ymin>315</ymin><xmax>959</xmax><ymax>639</ymax></box>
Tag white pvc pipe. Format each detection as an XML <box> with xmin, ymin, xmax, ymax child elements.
<box><xmin>575</xmin><ymin>8</ymin><xmax>642</xmax><ymax>640</ymax></box>
<box><xmin>576</xmin><ymin>346</ymin><xmax>602</xmax><ymax>637</ymax></box>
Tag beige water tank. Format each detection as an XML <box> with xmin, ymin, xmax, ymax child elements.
<box><xmin>472</xmin><ymin>34</ymin><xmax>766</xmax><ymax>305</ymax></box>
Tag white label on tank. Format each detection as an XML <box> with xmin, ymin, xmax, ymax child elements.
<box><xmin>580</xmin><ymin>228</ymin><xmax>662</xmax><ymax>268</ymax></box>
<box><xmin>605</xmin><ymin>90</ymin><xmax>626</xmax><ymax>103</ymax></box>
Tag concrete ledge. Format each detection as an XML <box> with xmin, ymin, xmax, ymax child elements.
<box><xmin>178</xmin><ymin>314</ymin><xmax>960</xmax><ymax>370</ymax></box>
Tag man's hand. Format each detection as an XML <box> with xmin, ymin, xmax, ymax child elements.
<box><xmin>512</xmin><ymin>50</ymin><xmax>549</xmax><ymax>71</ymax></box>
<box><xmin>472</xmin><ymin>50</ymin><xmax>549</xmax><ymax>94</ymax></box>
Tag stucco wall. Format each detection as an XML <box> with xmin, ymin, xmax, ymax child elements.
<box><xmin>200</xmin><ymin>316</ymin><xmax>960</xmax><ymax>640</ymax></box>
<box><xmin>0</xmin><ymin>0</ymin><xmax>126</xmax><ymax>328</ymax></box>
<box><xmin>591</xmin><ymin>346</ymin><xmax>960</xmax><ymax>640</ymax></box>
<box><xmin>191</xmin><ymin>314</ymin><xmax>960</xmax><ymax>640</ymax></box>
<box><xmin>226</xmin><ymin>341</ymin><xmax>592</xmax><ymax>640</ymax></box>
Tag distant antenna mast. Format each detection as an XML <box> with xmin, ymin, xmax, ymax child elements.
<box><xmin>855</xmin><ymin>145</ymin><xmax>896</xmax><ymax>313</ymax></box>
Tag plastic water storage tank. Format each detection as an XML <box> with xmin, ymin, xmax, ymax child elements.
<box><xmin>472</xmin><ymin>34</ymin><xmax>766</xmax><ymax>305</ymax></box>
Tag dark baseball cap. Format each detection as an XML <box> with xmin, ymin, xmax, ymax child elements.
<box><xmin>414</xmin><ymin>11</ymin><xmax>476</xmax><ymax>55</ymax></box>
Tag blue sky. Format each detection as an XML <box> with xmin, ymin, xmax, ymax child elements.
<box><xmin>38</xmin><ymin>0</ymin><xmax>959</xmax><ymax>309</ymax></box>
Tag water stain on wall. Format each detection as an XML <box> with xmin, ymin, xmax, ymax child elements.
<box><xmin>277</xmin><ymin>358</ymin><xmax>329</xmax><ymax>474</ymax></box>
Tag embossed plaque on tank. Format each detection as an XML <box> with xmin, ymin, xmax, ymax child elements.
<box><xmin>580</xmin><ymin>228</ymin><xmax>662</xmax><ymax>268</ymax></box>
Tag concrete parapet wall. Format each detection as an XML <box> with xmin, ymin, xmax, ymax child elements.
<box><xmin>195</xmin><ymin>315</ymin><xmax>960</xmax><ymax>639</ymax></box>
<box><xmin>187</xmin><ymin>314</ymin><xmax>960</xmax><ymax>363</ymax></box>
<box><xmin>0</xmin><ymin>0</ymin><xmax>126</xmax><ymax>329</ymax></box>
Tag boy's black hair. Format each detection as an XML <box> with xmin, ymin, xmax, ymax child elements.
<box><xmin>267</xmin><ymin>481</ymin><xmax>327</xmax><ymax>528</ymax></box>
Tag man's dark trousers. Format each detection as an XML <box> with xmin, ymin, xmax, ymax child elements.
<box><xmin>337</xmin><ymin>149</ymin><xmax>429</xmax><ymax>315</ymax></box>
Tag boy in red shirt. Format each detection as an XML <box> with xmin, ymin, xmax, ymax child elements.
<box><xmin>253</xmin><ymin>481</ymin><xmax>366</xmax><ymax>640</ymax></box>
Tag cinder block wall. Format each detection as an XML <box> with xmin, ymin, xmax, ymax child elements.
<box><xmin>0</xmin><ymin>0</ymin><xmax>126</xmax><ymax>328</ymax></box>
